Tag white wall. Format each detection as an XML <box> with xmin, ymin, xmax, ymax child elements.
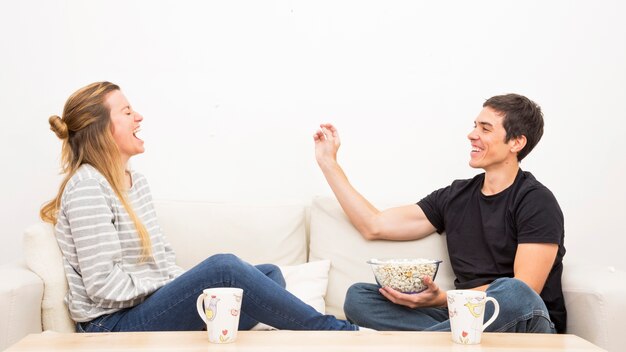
<box><xmin>1</xmin><ymin>0</ymin><xmax>625</xmax><ymax>270</ymax></box>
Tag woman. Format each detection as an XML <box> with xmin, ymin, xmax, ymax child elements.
<box><xmin>41</xmin><ymin>81</ymin><xmax>360</xmax><ymax>332</ymax></box>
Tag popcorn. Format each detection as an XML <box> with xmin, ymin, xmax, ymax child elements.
<box><xmin>368</xmin><ymin>258</ymin><xmax>442</xmax><ymax>293</ymax></box>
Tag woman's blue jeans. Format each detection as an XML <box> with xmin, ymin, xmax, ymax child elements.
<box><xmin>344</xmin><ymin>277</ymin><xmax>556</xmax><ymax>333</ymax></box>
<box><xmin>77</xmin><ymin>253</ymin><xmax>358</xmax><ymax>332</ymax></box>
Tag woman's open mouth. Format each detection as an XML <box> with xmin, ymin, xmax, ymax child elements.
<box><xmin>133</xmin><ymin>126</ymin><xmax>142</xmax><ymax>141</ymax></box>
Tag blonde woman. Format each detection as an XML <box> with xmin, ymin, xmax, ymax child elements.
<box><xmin>41</xmin><ymin>82</ymin><xmax>360</xmax><ymax>332</ymax></box>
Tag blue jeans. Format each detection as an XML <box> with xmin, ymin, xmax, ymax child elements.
<box><xmin>344</xmin><ymin>277</ymin><xmax>556</xmax><ymax>333</ymax></box>
<box><xmin>76</xmin><ymin>253</ymin><xmax>358</xmax><ymax>332</ymax></box>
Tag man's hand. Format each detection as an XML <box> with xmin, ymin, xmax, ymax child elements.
<box><xmin>379</xmin><ymin>276</ymin><xmax>447</xmax><ymax>309</ymax></box>
<box><xmin>313</xmin><ymin>123</ymin><xmax>341</xmax><ymax>167</ymax></box>
<box><xmin>311</xmin><ymin>122</ymin><xmax>436</xmax><ymax>241</ymax></box>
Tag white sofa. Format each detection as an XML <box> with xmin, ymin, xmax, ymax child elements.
<box><xmin>1</xmin><ymin>197</ymin><xmax>624</xmax><ymax>351</ymax></box>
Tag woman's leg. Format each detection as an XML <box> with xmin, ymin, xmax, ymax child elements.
<box><xmin>205</xmin><ymin>254</ymin><xmax>356</xmax><ymax>330</ymax></box>
<box><xmin>82</xmin><ymin>254</ymin><xmax>357</xmax><ymax>332</ymax></box>
<box><xmin>237</xmin><ymin>263</ymin><xmax>286</xmax><ymax>330</ymax></box>
<box><xmin>344</xmin><ymin>283</ymin><xmax>449</xmax><ymax>331</ymax></box>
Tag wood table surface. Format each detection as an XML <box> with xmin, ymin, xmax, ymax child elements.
<box><xmin>5</xmin><ymin>330</ymin><xmax>607</xmax><ymax>351</ymax></box>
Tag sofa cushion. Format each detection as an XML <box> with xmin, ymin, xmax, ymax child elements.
<box><xmin>154</xmin><ymin>200</ymin><xmax>308</xmax><ymax>269</ymax></box>
<box><xmin>308</xmin><ymin>197</ymin><xmax>454</xmax><ymax>319</ymax></box>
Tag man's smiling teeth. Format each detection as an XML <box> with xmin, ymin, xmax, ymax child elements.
<box><xmin>133</xmin><ymin>126</ymin><xmax>141</xmax><ymax>137</ymax></box>
<box><xmin>472</xmin><ymin>147</ymin><xmax>482</xmax><ymax>152</ymax></box>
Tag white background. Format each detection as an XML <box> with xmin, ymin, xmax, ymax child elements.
<box><xmin>1</xmin><ymin>1</ymin><xmax>625</xmax><ymax>270</ymax></box>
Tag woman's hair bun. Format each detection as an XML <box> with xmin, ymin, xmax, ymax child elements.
<box><xmin>49</xmin><ymin>115</ymin><xmax>68</xmax><ymax>139</ymax></box>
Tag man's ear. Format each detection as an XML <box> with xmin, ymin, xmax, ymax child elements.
<box><xmin>510</xmin><ymin>135</ymin><xmax>527</xmax><ymax>153</ymax></box>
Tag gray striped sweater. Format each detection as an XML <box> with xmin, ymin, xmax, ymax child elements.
<box><xmin>54</xmin><ymin>164</ymin><xmax>184</xmax><ymax>322</ymax></box>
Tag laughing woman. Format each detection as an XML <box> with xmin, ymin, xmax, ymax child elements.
<box><xmin>40</xmin><ymin>81</ymin><xmax>360</xmax><ymax>332</ymax></box>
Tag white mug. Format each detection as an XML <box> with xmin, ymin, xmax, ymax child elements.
<box><xmin>447</xmin><ymin>290</ymin><xmax>499</xmax><ymax>344</ymax></box>
<box><xmin>196</xmin><ymin>287</ymin><xmax>243</xmax><ymax>343</ymax></box>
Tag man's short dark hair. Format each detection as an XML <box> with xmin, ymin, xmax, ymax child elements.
<box><xmin>483</xmin><ymin>94</ymin><xmax>544</xmax><ymax>162</ymax></box>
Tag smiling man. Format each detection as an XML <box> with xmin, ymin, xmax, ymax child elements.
<box><xmin>313</xmin><ymin>94</ymin><xmax>566</xmax><ymax>334</ymax></box>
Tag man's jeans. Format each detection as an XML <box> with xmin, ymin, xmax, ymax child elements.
<box><xmin>344</xmin><ymin>277</ymin><xmax>556</xmax><ymax>333</ymax></box>
<box><xmin>76</xmin><ymin>253</ymin><xmax>358</xmax><ymax>332</ymax></box>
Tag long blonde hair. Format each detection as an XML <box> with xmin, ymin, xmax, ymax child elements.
<box><xmin>41</xmin><ymin>81</ymin><xmax>152</xmax><ymax>259</ymax></box>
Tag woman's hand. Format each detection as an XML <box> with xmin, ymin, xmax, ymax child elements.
<box><xmin>313</xmin><ymin>123</ymin><xmax>341</xmax><ymax>167</ymax></box>
<box><xmin>378</xmin><ymin>276</ymin><xmax>447</xmax><ymax>309</ymax></box>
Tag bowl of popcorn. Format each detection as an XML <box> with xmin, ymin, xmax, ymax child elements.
<box><xmin>367</xmin><ymin>258</ymin><xmax>443</xmax><ymax>293</ymax></box>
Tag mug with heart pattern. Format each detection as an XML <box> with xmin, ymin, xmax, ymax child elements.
<box><xmin>447</xmin><ymin>289</ymin><xmax>499</xmax><ymax>344</ymax></box>
<box><xmin>196</xmin><ymin>287</ymin><xmax>244</xmax><ymax>343</ymax></box>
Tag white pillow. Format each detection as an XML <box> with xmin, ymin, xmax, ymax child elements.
<box><xmin>251</xmin><ymin>260</ymin><xmax>331</xmax><ymax>330</ymax></box>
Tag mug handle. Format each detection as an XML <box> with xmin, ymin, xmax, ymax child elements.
<box><xmin>482</xmin><ymin>297</ymin><xmax>500</xmax><ymax>330</ymax></box>
<box><xmin>196</xmin><ymin>293</ymin><xmax>209</xmax><ymax>325</ymax></box>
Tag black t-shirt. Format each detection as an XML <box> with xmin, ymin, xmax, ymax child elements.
<box><xmin>417</xmin><ymin>169</ymin><xmax>566</xmax><ymax>333</ymax></box>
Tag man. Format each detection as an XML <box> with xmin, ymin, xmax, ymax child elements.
<box><xmin>313</xmin><ymin>94</ymin><xmax>566</xmax><ymax>333</ymax></box>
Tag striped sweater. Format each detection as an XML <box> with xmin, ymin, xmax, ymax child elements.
<box><xmin>54</xmin><ymin>164</ymin><xmax>184</xmax><ymax>322</ymax></box>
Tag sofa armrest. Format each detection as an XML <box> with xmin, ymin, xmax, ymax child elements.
<box><xmin>23</xmin><ymin>222</ymin><xmax>76</xmax><ymax>333</ymax></box>
<box><xmin>562</xmin><ymin>264</ymin><xmax>625</xmax><ymax>352</ymax></box>
<box><xmin>0</xmin><ymin>262</ymin><xmax>44</xmax><ymax>350</ymax></box>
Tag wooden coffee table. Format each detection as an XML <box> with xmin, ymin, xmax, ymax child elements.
<box><xmin>5</xmin><ymin>330</ymin><xmax>606</xmax><ymax>351</ymax></box>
